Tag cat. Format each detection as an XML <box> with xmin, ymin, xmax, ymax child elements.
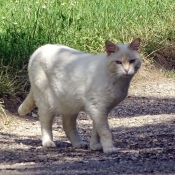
<box><xmin>18</xmin><ymin>38</ymin><xmax>142</xmax><ymax>154</ymax></box>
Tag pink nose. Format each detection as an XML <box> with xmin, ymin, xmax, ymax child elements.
<box><xmin>124</xmin><ymin>69</ymin><xmax>129</xmax><ymax>74</ymax></box>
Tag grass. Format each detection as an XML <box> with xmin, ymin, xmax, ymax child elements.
<box><xmin>166</xmin><ymin>70</ymin><xmax>175</xmax><ymax>78</ymax></box>
<box><xmin>0</xmin><ymin>98</ymin><xmax>11</xmax><ymax>130</ymax></box>
<box><xmin>0</xmin><ymin>99</ymin><xmax>7</xmax><ymax>117</ymax></box>
<box><xmin>0</xmin><ymin>0</ymin><xmax>175</xmax><ymax>94</ymax></box>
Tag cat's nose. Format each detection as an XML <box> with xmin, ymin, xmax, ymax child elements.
<box><xmin>124</xmin><ymin>69</ymin><xmax>129</xmax><ymax>74</ymax></box>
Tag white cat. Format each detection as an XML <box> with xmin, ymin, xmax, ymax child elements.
<box><xmin>18</xmin><ymin>38</ymin><xmax>142</xmax><ymax>154</ymax></box>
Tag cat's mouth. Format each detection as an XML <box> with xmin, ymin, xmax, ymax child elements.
<box><xmin>122</xmin><ymin>73</ymin><xmax>133</xmax><ymax>77</ymax></box>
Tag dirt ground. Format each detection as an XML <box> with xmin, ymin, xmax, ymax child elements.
<box><xmin>0</xmin><ymin>67</ymin><xmax>175</xmax><ymax>175</ymax></box>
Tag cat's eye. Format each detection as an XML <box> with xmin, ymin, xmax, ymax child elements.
<box><xmin>129</xmin><ymin>59</ymin><xmax>135</xmax><ymax>63</ymax></box>
<box><xmin>115</xmin><ymin>61</ymin><xmax>122</xmax><ymax>64</ymax></box>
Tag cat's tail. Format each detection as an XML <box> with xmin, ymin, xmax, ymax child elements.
<box><xmin>18</xmin><ymin>89</ymin><xmax>35</xmax><ymax>116</ymax></box>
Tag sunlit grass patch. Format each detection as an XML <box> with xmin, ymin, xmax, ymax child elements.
<box><xmin>0</xmin><ymin>0</ymin><xmax>175</xmax><ymax>95</ymax></box>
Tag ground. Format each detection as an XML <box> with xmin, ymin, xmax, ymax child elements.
<box><xmin>0</xmin><ymin>66</ymin><xmax>175</xmax><ymax>175</ymax></box>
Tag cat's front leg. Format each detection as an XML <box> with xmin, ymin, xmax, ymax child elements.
<box><xmin>89</xmin><ymin>110</ymin><xmax>117</xmax><ymax>154</ymax></box>
<box><xmin>62</xmin><ymin>114</ymin><xmax>88</xmax><ymax>149</ymax></box>
<box><xmin>95</xmin><ymin>118</ymin><xmax>117</xmax><ymax>154</ymax></box>
<box><xmin>90</xmin><ymin>121</ymin><xmax>103</xmax><ymax>151</ymax></box>
<box><xmin>38</xmin><ymin>109</ymin><xmax>56</xmax><ymax>147</ymax></box>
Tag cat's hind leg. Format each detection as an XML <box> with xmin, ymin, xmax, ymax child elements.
<box><xmin>62</xmin><ymin>114</ymin><xmax>88</xmax><ymax>149</ymax></box>
<box><xmin>38</xmin><ymin>108</ymin><xmax>56</xmax><ymax>147</ymax></box>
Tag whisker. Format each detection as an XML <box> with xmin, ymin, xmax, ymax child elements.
<box><xmin>109</xmin><ymin>72</ymin><xmax>121</xmax><ymax>79</ymax></box>
<box><xmin>109</xmin><ymin>72</ymin><xmax>117</xmax><ymax>77</ymax></box>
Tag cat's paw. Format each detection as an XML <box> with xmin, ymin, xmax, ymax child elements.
<box><xmin>73</xmin><ymin>141</ymin><xmax>89</xmax><ymax>149</ymax></box>
<box><xmin>103</xmin><ymin>147</ymin><xmax>118</xmax><ymax>154</ymax></box>
<box><xmin>42</xmin><ymin>141</ymin><xmax>56</xmax><ymax>147</ymax></box>
<box><xmin>90</xmin><ymin>143</ymin><xmax>103</xmax><ymax>151</ymax></box>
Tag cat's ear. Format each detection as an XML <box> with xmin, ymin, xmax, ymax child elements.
<box><xmin>105</xmin><ymin>40</ymin><xmax>119</xmax><ymax>56</ymax></box>
<box><xmin>129</xmin><ymin>38</ymin><xmax>141</xmax><ymax>51</ymax></box>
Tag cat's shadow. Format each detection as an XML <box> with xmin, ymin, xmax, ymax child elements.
<box><xmin>15</xmin><ymin>138</ymin><xmax>72</xmax><ymax>148</ymax></box>
<box><xmin>110</xmin><ymin>96</ymin><xmax>175</xmax><ymax>118</ymax></box>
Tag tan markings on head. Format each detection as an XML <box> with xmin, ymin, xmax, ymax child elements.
<box><xmin>119</xmin><ymin>55</ymin><xmax>130</xmax><ymax>73</ymax></box>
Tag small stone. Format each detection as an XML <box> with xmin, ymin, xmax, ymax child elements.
<box><xmin>131</xmin><ymin>156</ymin><xmax>138</xmax><ymax>161</ymax></box>
<box><xmin>32</xmin><ymin>112</ymin><xmax>38</xmax><ymax>118</ymax></box>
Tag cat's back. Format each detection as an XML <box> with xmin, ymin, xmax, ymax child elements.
<box><xmin>28</xmin><ymin>44</ymin><xmax>98</xmax><ymax>80</ymax></box>
<box><xmin>29</xmin><ymin>44</ymin><xmax>91</xmax><ymax>67</ymax></box>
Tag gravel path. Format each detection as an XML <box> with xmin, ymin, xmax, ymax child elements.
<box><xmin>0</xmin><ymin>75</ymin><xmax>175</xmax><ymax>174</ymax></box>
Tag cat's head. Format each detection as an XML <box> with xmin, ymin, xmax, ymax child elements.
<box><xmin>105</xmin><ymin>38</ymin><xmax>142</xmax><ymax>78</ymax></box>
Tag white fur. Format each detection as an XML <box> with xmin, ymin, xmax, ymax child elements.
<box><xmin>18</xmin><ymin>40</ymin><xmax>142</xmax><ymax>154</ymax></box>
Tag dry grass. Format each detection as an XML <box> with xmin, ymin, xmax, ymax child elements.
<box><xmin>0</xmin><ymin>99</ymin><xmax>9</xmax><ymax>130</ymax></box>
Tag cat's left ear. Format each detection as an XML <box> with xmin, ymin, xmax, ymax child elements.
<box><xmin>105</xmin><ymin>40</ymin><xmax>119</xmax><ymax>56</ymax></box>
<box><xmin>129</xmin><ymin>38</ymin><xmax>141</xmax><ymax>51</ymax></box>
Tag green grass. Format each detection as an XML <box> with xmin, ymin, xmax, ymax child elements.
<box><xmin>0</xmin><ymin>0</ymin><xmax>175</xmax><ymax>95</ymax></box>
<box><xmin>166</xmin><ymin>70</ymin><xmax>175</xmax><ymax>78</ymax></box>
